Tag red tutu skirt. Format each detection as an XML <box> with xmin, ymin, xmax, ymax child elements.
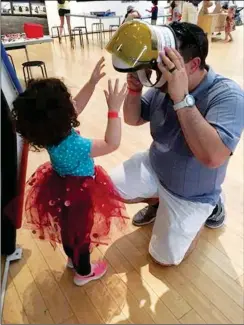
<box><xmin>6</xmin><ymin>162</ymin><xmax>128</xmax><ymax>264</ymax></box>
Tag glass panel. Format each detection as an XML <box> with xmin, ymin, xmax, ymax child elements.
<box><xmin>30</xmin><ymin>2</ymin><xmax>46</xmax><ymax>15</ymax></box>
<box><xmin>12</xmin><ymin>2</ymin><xmax>31</xmax><ymax>15</ymax></box>
<box><xmin>1</xmin><ymin>2</ymin><xmax>12</xmax><ymax>15</ymax></box>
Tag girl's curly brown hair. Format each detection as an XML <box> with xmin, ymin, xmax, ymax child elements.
<box><xmin>12</xmin><ymin>78</ymin><xmax>80</xmax><ymax>150</ymax></box>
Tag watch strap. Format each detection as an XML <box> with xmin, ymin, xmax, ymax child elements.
<box><xmin>173</xmin><ymin>99</ymin><xmax>187</xmax><ymax>111</ymax></box>
<box><xmin>173</xmin><ymin>94</ymin><xmax>195</xmax><ymax>111</ymax></box>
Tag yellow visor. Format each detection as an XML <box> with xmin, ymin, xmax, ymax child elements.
<box><xmin>106</xmin><ymin>21</ymin><xmax>176</xmax><ymax>72</ymax></box>
<box><xmin>106</xmin><ymin>21</ymin><xmax>159</xmax><ymax>69</ymax></box>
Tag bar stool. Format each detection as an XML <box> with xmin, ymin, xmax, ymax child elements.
<box><xmin>22</xmin><ymin>61</ymin><xmax>48</xmax><ymax>85</ymax></box>
<box><xmin>91</xmin><ymin>23</ymin><xmax>105</xmax><ymax>41</ymax></box>
<box><xmin>71</xmin><ymin>27</ymin><xmax>84</xmax><ymax>48</ymax></box>
<box><xmin>73</xmin><ymin>26</ymin><xmax>89</xmax><ymax>43</ymax></box>
<box><xmin>7</xmin><ymin>54</ymin><xmax>16</xmax><ymax>73</ymax></box>
<box><xmin>51</xmin><ymin>25</ymin><xmax>68</xmax><ymax>44</ymax></box>
<box><xmin>51</xmin><ymin>25</ymin><xmax>61</xmax><ymax>43</ymax></box>
<box><xmin>109</xmin><ymin>24</ymin><xmax>119</xmax><ymax>38</ymax></box>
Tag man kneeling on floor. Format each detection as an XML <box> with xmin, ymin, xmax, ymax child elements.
<box><xmin>106</xmin><ymin>21</ymin><xmax>244</xmax><ymax>266</ymax></box>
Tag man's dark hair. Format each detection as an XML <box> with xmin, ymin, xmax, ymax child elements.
<box><xmin>170</xmin><ymin>22</ymin><xmax>209</xmax><ymax>69</ymax></box>
<box><xmin>12</xmin><ymin>78</ymin><xmax>80</xmax><ymax>150</ymax></box>
<box><xmin>152</xmin><ymin>0</ymin><xmax>158</xmax><ymax>5</ymax></box>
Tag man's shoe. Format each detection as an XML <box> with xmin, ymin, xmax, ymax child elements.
<box><xmin>205</xmin><ymin>200</ymin><xmax>225</xmax><ymax>229</ymax></box>
<box><xmin>132</xmin><ymin>200</ymin><xmax>225</xmax><ymax>229</ymax></box>
<box><xmin>132</xmin><ymin>204</ymin><xmax>158</xmax><ymax>227</ymax></box>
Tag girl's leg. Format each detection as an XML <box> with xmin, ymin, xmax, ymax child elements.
<box><xmin>63</xmin><ymin>245</ymin><xmax>73</xmax><ymax>259</ymax></box>
<box><xmin>76</xmin><ymin>244</ymin><xmax>91</xmax><ymax>276</ymax></box>
<box><xmin>229</xmin><ymin>32</ymin><xmax>233</xmax><ymax>41</ymax></box>
<box><xmin>224</xmin><ymin>32</ymin><xmax>231</xmax><ymax>42</ymax></box>
<box><xmin>224</xmin><ymin>31</ymin><xmax>228</xmax><ymax>42</ymax></box>
<box><xmin>62</xmin><ymin>243</ymin><xmax>91</xmax><ymax>273</ymax></box>
<box><xmin>60</xmin><ymin>16</ymin><xmax>65</xmax><ymax>36</ymax></box>
<box><xmin>65</xmin><ymin>15</ymin><xmax>72</xmax><ymax>37</ymax></box>
<box><xmin>62</xmin><ymin>245</ymin><xmax>74</xmax><ymax>268</ymax></box>
<box><xmin>73</xmin><ymin>244</ymin><xmax>107</xmax><ymax>286</ymax></box>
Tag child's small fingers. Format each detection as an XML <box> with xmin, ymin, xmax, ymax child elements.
<box><xmin>100</xmin><ymin>72</ymin><xmax>106</xmax><ymax>79</ymax></box>
<box><xmin>114</xmin><ymin>78</ymin><xmax>119</xmax><ymax>93</ymax></box>
<box><xmin>120</xmin><ymin>82</ymin><xmax>127</xmax><ymax>96</ymax></box>
<box><xmin>104</xmin><ymin>89</ymin><xmax>109</xmax><ymax>100</ymax></box>
<box><xmin>108</xmin><ymin>79</ymin><xmax>112</xmax><ymax>94</ymax></box>
<box><xmin>98</xmin><ymin>57</ymin><xmax>105</xmax><ymax>65</ymax></box>
<box><xmin>123</xmin><ymin>82</ymin><xmax>127</xmax><ymax>93</ymax></box>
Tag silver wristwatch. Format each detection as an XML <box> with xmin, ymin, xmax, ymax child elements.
<box><xmin>173</xmin><ymin>94</ymin><xmax>195</xmax><ymax>111</ymax></box>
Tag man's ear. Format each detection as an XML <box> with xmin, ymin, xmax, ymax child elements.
<box><xmin>189</xmin><ymin>57</ymin><xmax>201</xmax><ymax>74</ymax></box>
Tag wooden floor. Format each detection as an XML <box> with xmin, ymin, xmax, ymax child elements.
<box><xmin>2</xmin><ymin>28</ymin><xmax>244</xmax><ymax>324</ymax></box>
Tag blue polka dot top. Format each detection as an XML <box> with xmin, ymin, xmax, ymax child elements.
<box><xmin>47</xmin><ymin>129</ymin><xmax>94</xmax><ymax>177</ymax></box>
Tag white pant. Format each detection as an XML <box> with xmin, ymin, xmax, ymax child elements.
<box><xmin>182</xmin><ymin>2</ymin><xmax>199</xmax><ymax>24</ymax></box>
<box><xmin>110</xmin><ymin>152</ymin><xmax>213</xmax><ymax>265</ymax></box>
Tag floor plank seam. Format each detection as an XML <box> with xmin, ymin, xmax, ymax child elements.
<box><xmin>196</xmin><ymin>239</ymin><xmax>242</xmax><ymax>281</ymax></box>
<box><xmin>110</xmin><ymin>230</ymin><xmax>193</xmax><ymax>320</ymax></box>
<box><xmin>111</xmin><ymin>232</ymin><xmax>233</xmax><ymax>324</ymax></box>
<box><xmin>110</xmin><ymin>242</ymin><xmax>182</xmax><ymax>322</ymax></box>
<box><xmin>4</xmin><ymin>277</ymin><xmax>30</xmax><ymax>324</ymax></box>
<box><xmin>175</xmin><ymin>266</ymin><xmax>234</xmax><ymax>324</ymax></box>
<box><xmin>190</xmin><ymin>252</ymin><xmax>244</xmax><ymax>308</ymax></box>
<box><xmin>15</xmin><ymin>244</ymin><xmax>56</xmax><ymax>324</ymax></box>
<box><xmin>31</xmin><ymin>239</ymin><xmax>84</xmax><ymax>324</ymax></box>
<box><xmin>176</xmin><ymin>308</ymin><xmax>194</xmax><ymax>321</ymax></box>
<box><xmin>94</xmin><ymin>247</ymin><xmax>151</xmax><ymax>324</ymax></box>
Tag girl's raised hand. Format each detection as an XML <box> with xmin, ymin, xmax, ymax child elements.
<box><xmin>90</xmin><ymin>57</ymin><xmax>106</xmax><ymax>86</ymax></box>
<box><xmin>104</xmin><ymin>79</ymin><xmax>127</xmax><ymax>112</ymax></box>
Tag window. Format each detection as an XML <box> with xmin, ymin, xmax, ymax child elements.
<box><xmin>1</xmin><ymin>0</ymin><xmax>47</xmax><ymax>17</ymax></box>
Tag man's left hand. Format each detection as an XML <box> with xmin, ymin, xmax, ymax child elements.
<box><xmin>158</xmin><ymin>47</ymin><xmax>189</xmax><ymax>104</ymax></box>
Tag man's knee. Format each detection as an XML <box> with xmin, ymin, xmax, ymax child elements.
<box><xmin>149</xmin><ymin>225</ymin><xmax>203</xmax><ymax>266</ymax></box>
<box><xmin>149</xmin><ymin>249</ymin><xmax>189</xmax><ymax>266</ymax></box>
<box><xmin>150</xmin><ymin>254</ymin><xmax>175</xmax><ymax>267</ymax></box>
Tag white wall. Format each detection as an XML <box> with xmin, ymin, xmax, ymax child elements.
<box><xmin>45</xmin><ymin>0</ymin><xmax>244</xmax><ymax>35</ymax></box>
<box><xmin>45</xmin><ymin>0</ymin><xmax>168</xmax><ymax>35</ymax></box>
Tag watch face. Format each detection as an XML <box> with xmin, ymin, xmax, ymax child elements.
<box><xmin>186</xmin><ymin>95</ymin><xmax>195</xmax><ymax>107</ymax></box>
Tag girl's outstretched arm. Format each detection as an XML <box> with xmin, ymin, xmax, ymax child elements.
<box><xmin>74</xmin><ymin>57</ymin><xmax>106</xmax><ymax>115</ymax></box>
<box><xmin>91</xmin><ymin>79</ymin><xmax>127</xmax><ymax>157</ymax></box>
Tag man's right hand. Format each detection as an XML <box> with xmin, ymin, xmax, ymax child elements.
<box><xmin>124</xmin><ymin>72</ymin><xmax>147</xmax><ymax>126</ymax></box>
<box><xmin>127</xmin><ymin>73</ymin><xmax>143</xmax><ymax>92</ymax></box>
<box><xmin>127</xmin><ymin>69</ymin><xmax>153</xmax><ymax>93</ymax></box>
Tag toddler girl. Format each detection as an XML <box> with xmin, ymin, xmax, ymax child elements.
<box><xmin>8</xmin><ymin>58</ymin><xmax>128</xmax><ymax>286</ymax></box>
<box><xmin>224</xmin><ymin>6</ymin><xmax>235</xmax><ymax>42</ymax></box>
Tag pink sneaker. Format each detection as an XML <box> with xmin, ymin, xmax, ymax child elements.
<box><xmin>73</xmin><ymin>260</ymin><xmax>107</xmax><ymax>286</ymax></box>
<box><xmin>67</xmin><ymin>258</ymin><xmax>74</xmax><ymax>269</ymax></box>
